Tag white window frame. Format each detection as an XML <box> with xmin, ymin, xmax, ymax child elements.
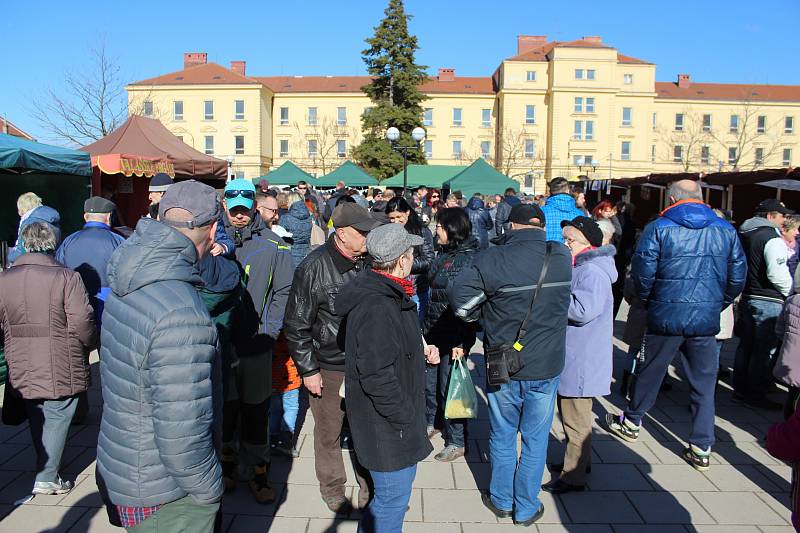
<box><xmin>701</xmin><ymin>145</ymin><xmax>710</xmax><ymax>164</ymax></box>
<box><xmin>204</xmin><ymin>100</ymin><xmax>214</xmax><ymax>120</ymax></box>
<box><xmin>336</xmin><ymin>139</ymin><xmax>347</xmax><ymax>158</ymax></box>
<box><xmin>702</xmin><ymin>114</ymin><xmax>712</xmax><ymax>132</ymax></box>
<box><xmin>675</xmin><ymin>113</ymin><xmax>684</xmax><ymax>132</ymax></box>
<box><xmin>651</xmin><ymin>144</ymin><xmax>656</xmax><ymax>163</ymax></box>
<box><xmin>525</xmin><ymin>105</ymin><xmax>535</xmax><ymax>125</ymax></box>
<box><xmin>308</xmin><ymin>139</ymin><xmax>318</xmax><ymax>158</ymax></box>
<box><xmin>622</xmin><ymin>107</ymin><xmax>632</xmax><ymax>127</ymax></box>
<box><xmin>234</xmin><ymin>100</ymin><xmax>245</xmax><ymax>120</ymax></box>
<box><xmin>279</xmin><ymin>139</ymin><xmax>289</xmax><ymax>157</ymax></box>
<box><xmin>575</xmin><ymin>69</ymin><xmax>584</xmax><ymax>80</ymax></box>
<box><xmin>729</xmin><ymin>115</ymin><xmax>739</xmax><ymax>134</ymax></box>
<box><xmin>755</xmin><ymin>147</ymin><xmax>764</xmax><ymax>166</ymax></box>
<box><xmin>481</xmin><ymin>141</ymin><xmax>491</xmax><ymax>159</ymax></box>
<box><xmin>143</xmin><ymin>101</ymin><xmax>153</xmax><ymax>118</ymax></box>
<box><xmin>481</xmin><ymin>108</ymin><xmax>491</xmax><ymax>128</ymax></box>
<box><xmin>204</xmin><ymin>135</ymin><xmax>214</xmax><ymax>155</ymax></box>
<box><xmin>424</xmin><ymin>140</ymin><xmax>433</xmax><ymax>158</ymax></box>
<box><xmin>728</xmin><ymin>146</ymin><xmax>737</xmax><ymax>165</ymax></box>
<box><xmin>783</xmin><ymin>148</ymin><xmax>792</xmax><ymax>166</ymax></box>
<box><xmin>452</xmin><ymin>108</ymin><xmax>462</xmax><ymax>127</ymax></box>
<box><xmin>586</xmin><ymin>98</ymin><xmax>595</xmax><ymax>113</ymax></box>
<box><xmin>573</xmin><ymin>120</ymin><xmax>583</xmax><ymax>140</ymax></box>
<box><xmin>173</xmin><ymin>101</ymin><xmax>183</xmax><ymax>121</ymax></box>
<box><xmin>280</xmin><ymin>107</ymin><xmax>289</xmax><ymax>126</ymax></box>
<box><xmin>652</xmin><ymin>112</ymin><xmax>657</xmax><ymax>132</ymax></box>
<box><xmin>574</xmin><ymin>97</ymin><xmax>583</xmax><ymax>113</ymax></box>
<box><xmin>673</xmin><ymin>145</ymin><xmax>683</xmax><ymax>163</ymax></box>
<box><xmin>423</xmin><ymin>108</ymin><xmax>433</xmax><ymax>126</ymax></box>
<box><xmin>524</xmin><ymin>139</ymin><xmax>535</xmax><ymax>159</ymax></box>
<box><xmin>623</xmin><ymin>74</ymin><xmax>633</xmax><ymax>85</ymax></box>
<box><xmin>786</xmin><ymin>117</ymin><xmax>795</xmax><ymax>134</ymax></box>
<box><xmin>452</xmin><ymin>140</ymin><xmax>462</xmax><ymax>159</ymax></box>
<box><xmin>308</xmin><ymin>107</ymin><xmax>318</xmax><ymax>126</ymax></box>
<box><xmin>526</xmin><ymin>71</ymin><xmax>536</xmax><ymax>82</ymax></box>
<box><xmin>234</xmin><ymin>135</ymin><xmax>245</xmax><ymax>155</ymax></box>
<box><xmin>585</xmin><ymin>120</ymin><xmax>594</xmax><ymax>141</ymax></box>
<box><xmin>757</xmin><ymin>115</ymin><xmax>766</xmax><ymax>134</ymax></box>
<box><xmin>621</xmin><ymin>141</ymin><xmax>631</xmax><ymax>161</ymax></box>
<box><xmin>587</xmin><ymin>69</ymin><xmax>596</xmax><ymax>80</ymax></box>
<box><xmin>337</xmin><ymin>107</ymin><xmax>347</xmax><ymax>126</ymax></box>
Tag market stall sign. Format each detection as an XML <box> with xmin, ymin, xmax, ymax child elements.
<box><xmin>93</xmin><ymin>154</ymin><xmax>175</xmax><ymax>178</ymax></box>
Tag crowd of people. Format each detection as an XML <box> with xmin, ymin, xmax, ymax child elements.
<box><xmin>2</xmin><ymin>173</ymin><xmax>800</xmax><ymax>531</ymax></box>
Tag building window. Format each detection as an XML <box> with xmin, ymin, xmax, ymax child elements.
<box><xmin>176</xmin><ymin>136</ymin><xmax>183</xmax><ymax>143</ymax></box>
<box><xmin>204</xmin><ymin>135</ymin><xmax>214</xmax><ymax>155</ymax></box>
<box><xmin>784</xmin><ymin>148</ymin><xmax>793</xmax><ymax>166</ymax></box>
<box><xmin>675</xmin><ymin>113</ymin><xmax>684</xmax><ymax>132</ymax></box>
<box><xmin>234</xmin><ymin>171</ymin><xmax>245</xmax><ymax>180</ymax></box>
<box><xmin>280</xmin><ymin>107</ymin><xmax>289</xmax><ymax>126</ymax></box>
<box><xmin>143</xmin><ymin>101</ymin><xmax>153</xmax><ymax>117</ymax></box>
<box><xmin>481</xmin><ymin>108</ymin><xmax>491</xmax><ymax>128</ymax></box>
<box><xmin>622</xmin><ymin>107</ymin><xmax>632</xmax><ymax>127</ymax></box>
<box><xmin>173</xmin><ymin>101</ymin><xmax>183</xmax><ymax>121</ymax></box>
<box><xmin>524</xmin><ymin>139</ymin><xmax>535</xmax><ymax>159</ymax></box>
<box><xmin>673</xmin><ymin>145</ymin><xmax>683</xmax><ymax>163</ymax></box>
<box><xmin>525</xmin><ymin>105</ymin><xmax>535</xmax><ymax>125</ymax></box>
<box><xmin>204</xmin><ymin>101</ymin><xmax>214</xmax><ymax>120</ymax></box>
<box><xmin>703</xmin><ymin>114</ymin><xmax>712</xmax><ymax>132</ymax></box>
<box><xmin>574</xmin><ymin>97</ymin><xmax>583</xmax><ymax>113</ymax></box>
<box><xmin>423</xmin><ymin>108</ymin><xmax>433</xmax><ymax>126</ymax></box>
<box><xmin>452</xmin><ymin>140</ymin><xmax>462</xmax><ymax>159</ymax></box>
<box><xmin>452</xmin><ymin>108</ymin><xmax>462</xmax><ymax>127</ymax></box>
<box><xmin>621</xmin><ymin>141</ymin><xmax>631</xmax><ymax>161</ymax></box>
<box><xmin>234</xmin><ymin>135</ymin><xmax>245</xmax><ymax>155</ymax></box>
<box><xmin>572</xmin><ymin>155</ymin><xmax>585</xmax><ymax>166</ymax></box>
<box><xmin>574</xmin><ymin>121</ymin><xmax>594</xmax><ymax>141</ymax></box>
<box><xmin>623</xmin><ymin>74</ymin><xmax>633</xmax><ymax>85</ymax></box>
<box><xmin>755</xmin><ymin>147</ymin><xmax>764</xmax><ymax>166</ymax></box>
<box><xmin>652</xmin><ymin>112</ymin><xmax>657</xmax><ymax>131</ymax></box>
<box><xmin>585</xmin><ymin>121</ymin><xmax>594</xmax><ymax>141</ymax></box>
<box><xmin>757</xmin><ymin>115</ymin><xmax>766</xmax><ymax>134</ymax></box>
<box><xmin>786</xmin><ymin>117</ymin><xmax>795</xmax><ymax>134</ymax></box>
<box><xmin>337</xmin><ymin>107</ymin><xmax>347</xmax><ymax>126</ymax></box>
<box><xmin>729</xmin><ymin>115</ymin><xmax>739</xmax><ymax>134</ymax></box>
<box><xmin>526</xmin><ymin>71</ymin><xmax>536</xmax><ymax>81</ymax></box>
<box><xmin>481</xmin><ymin>141</ymin><xmax>491</xmax><ymax>159</ymax></box>
<box><xmin>701</xmin><ymin>145</ymin><xmax>710</xmax><ymax>164</ymax></box>
<box><xmin>586</xmin><ymin>98</ymin><xmax>595</xmax><ymax>113</ymax></box>
<box><xmin>308</xmin><ymin>107</ymin><xmax>318</xmax><ymax>126</ymax></box>
<box><xmin>336</xmin><ymin>139</ymin><xmax>346</xmax><ymax>158</ymax></box>
<box><xmin>424</xmin><ymin>140</ymin><xmax>432</xmax><ymax>158</ymax></box>
<box><xmin>651</xmin><ymin>144</ymin><xmax>656</xmax><ymax>163</ymax></box>
<box><xmin>573</xmin><ymin>120</ymin><xmax>583</xmax><ymax>140</ymax></box>
<box><xmin>728</xmin><ymin>147</ymin><xmax>737</xmax><ymax>165</ymax></box>
<box><xmin>234</xmin><ymin>100</ymin><xmax>245</xmax><ymax>120</ymax></box>
<box><xmin>279</xmin><ymin>139</ymin><xmax>289</xmax><ymax>157</ymax></box>
<box><xmin>575</xmin><ymin>69</ymin><xmax>584</xmax><ymax>80</ymax></box>
<box><xmin>587</xmin><ymin>69</ymin><xmax>596</xmax><ymax>80</ymax></box>
<box><xmin>308</xmin><ymin>139</ymin><xmax>318</xmax><ymax>157</ymax></box>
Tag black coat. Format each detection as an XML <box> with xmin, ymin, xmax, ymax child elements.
<box><xmin>338</xmin><ymin>270</ymin><xmax>433</xmax><ymax>472</ymax></box>
<box><xmin>410</xmin><ymin>225</ymin><xmax>434</xmax><ymax>293</ymax></box>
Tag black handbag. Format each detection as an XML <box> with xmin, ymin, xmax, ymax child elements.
<box><xmin>485</xmin><ymin>243</ymin><xmax>553</xmax><ymax>386</ymax></box>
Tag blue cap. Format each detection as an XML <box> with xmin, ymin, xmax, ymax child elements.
<box><xmin>224</xmin><ymin>178</ymin><xmax>256</xmax><ymax>210</ymax></box>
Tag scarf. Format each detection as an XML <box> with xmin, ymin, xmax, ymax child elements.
<box><xmin>375</xmin><ymin>270</ymin><xmax>415</xmax><ymax>297</ymax></box>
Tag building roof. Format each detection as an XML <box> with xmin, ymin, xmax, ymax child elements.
<box><xmin>655</xmin><ymin>81</ymin><xmax>800</xmax><ymax>103</ymax></box>
<box><xmin>130</xmin><ymin>62</ymin><xmax>261</xmax><ymax>86</ymax></box>
<box><xmin>0</xmin><ymin>117</ymin><xmax>34</xmax><ymax>140</ymax></box>
<box><xmin>506</xmin><ymin>39</ymin><xmax>652</xmax><ymax>65</ymax></box>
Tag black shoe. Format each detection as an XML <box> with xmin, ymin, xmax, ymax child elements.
<box><xmin>340</xmin><ymin>433</ymin><xmax>354</xmax><ymax>451</ymax></box>
<box><xmin>541</xmin><ymin>478</ymin><xmax>585</xmax><ymax>494</ymax></box>
<box><xmin>481</xmin><ymin>491</ymin><xmax>512</xmax><ymax>519</ymax></box>
<box><xmin>514</xmin><ymin>503</ymin><xmax>545</xmax><ymax>527</ymax></box>
<box><xmin>547</xmin><ymin>463</ymin><xmax>591</xmax><ymax>474</ymax></box>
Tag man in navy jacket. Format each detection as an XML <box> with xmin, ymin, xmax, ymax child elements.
<box><xmin>605</xmin><ymin>180</ymin><xmax>746</xmax><ymax>471</ymax></box>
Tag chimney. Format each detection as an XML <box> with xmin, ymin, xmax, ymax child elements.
<box><xmin>183</xmin><ymin>52</ymin><xmax>208</xmax><ymax>69</ymax></box>
<box><xmin>678</xmin><ymin>73</ymin><xmax>691</xmax><ymax>89</ymax></box>
<box><xmin>582</xmin><ymin>36</ymin><xmax>602</xmax><ymax>44</ymax></box>
<box><xmin>517</xmin><ymin>35</ymin><xmax>548</xmax><ymax>55</ymax></box>
<box><xmin>230</xmin><ymin>60</ymin><xmax>246</xmax><ymax>76</ymax></box>
<box><xmin>437</xmin><ymin>68</ymin><xmax>455</xmax><ymax>82</ymax></box>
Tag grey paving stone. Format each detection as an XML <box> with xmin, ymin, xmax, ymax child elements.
<box><xmin>221</xmin><ymin>481</ymin><xmax>286</xmax><ymax>516</ymax></box>
<box><xmin>702</xmin><ymin>464</ymin><xmax>783</xmax><ymax>492</ymax></box>
<box><xmin>690</xmin><ymin>491</ymin><xmax>786</xmax><ymax>525</ymax></box>
<box><xmin>422</xmin><ymin>489</ymin><xmax>502</xmax><ymax>523</ymax></box>
<box><xmin>461</xmin><ymin>524</ymin><xmax>523</xmax><ymax>533</ymax></box>
<box><xmin>275</xmin><ymin>483</ymin><xmax>350</xmax><ymax>519</ymax></box>
<box><xmin>711</xmin><ymin>442</ymin><xmax>779</xmax><ymax>466</ymax></box>
<box><xmin>537</xmin><ymin>525</ymin><xmax>613</xmax><ymax>533</ymax></box>
<box><xmin>754</xmin><ymin>492</ymin><xmax>793</xmax><ymax>524</ymax></box>
<box><xmin>757</xmin><ymin>526</ymin><xmax>798</xmax><ymax>533</ymax></box>
<box><xmin>643</xmin><ymin>440</ymin><xmax>694</xmax><ymax>465</ymax></box>
<box><xmin>592</xmin><ymin>441</ymin><xmax>660</xmax><ymax>464</ymax></box>
<box><xmin>227</xmin><ymin>515</ymin><xmax>309</xmax><ymax>533</ymax></box>
<box><xmin>0</xmin><ymin>471</ymin><xmax>79</xmax><ymax>506</ymax></box>
<box><xmin>612</xmin><ymin>526</ymin><xmax>686</xmax><ymax>533</ymax></box>
<box><xmin>586</xmin><ymin>464</ymin><xmax>653</xmax><ymax>491</ymax></box>
<box><xmin>627</xmin><ymin>491</ymin><xmax>715</xmax><ymax>524</ymax></box>
<box><xmin>686</xmin><ymin>526</ymin><xmax>761</xmax><ymax>533</ymax></box>
<box><xmin>0</xmin><ymin>443</ymin><xmax>27</xmax><ymax>466</ymax></box>
<box><xmin>307</xmin><ymin>518</ymin><xmax>358</xmax><ymax>533</ymax></box>
<box><xmin>637</xmin><ymin>464</ymin><xmax>718</xmax><ymax>492</ymax></box>
<box><xmin>755</xmin><ymin>464</ymin><xmax>793</xmax><ymax>493</ymax></box>
<box><xmin>452</xmin><ymin>461</ymin><xmax>491</xmax><ymax>490</ymax></box>
<box><xmin>57</xmin><ymin>475</ymin><xmax>106</xmax><ymax>508</ymax></box>
<box><xmin>402</xmin><ymin>522</ymin><xmax>461</xmax><ymax>533</ymax></box>
<box><xmin>413</xmin><ymin>460</ymin><xmax>455</xmax><ymax>489</ymax></box>
<box><xmin>65</xmin><ymin>507</ymin><xmax>123</xmax><ymax>533</ymax></box>
<box><xmin>559</xmin><ymin>491</ymin><xmax>642</xmax><ymax>524</ymax></box>
<box><xmin>0</xmin><ymin>503</ymin><xmax>89</xmax><ymax>532</ymax></box>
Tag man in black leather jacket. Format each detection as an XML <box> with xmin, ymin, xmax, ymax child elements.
<box><xmin>284</xmin><ymin>202</ymin><xmax>380</xmax><ymax>513</ymax></box>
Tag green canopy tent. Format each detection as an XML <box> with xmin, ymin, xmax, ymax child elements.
<box><xmin>0</xmin><ymin>133</ymin><xmax>92</xmax><ymax>244</ymax></box>
<box><xmin>443</xmin><ymin>158</ymin><xmax>520</xmax><ymax>197</ymax></box>
<box><xmin>381</xmin><ymin>164</ymin><xmax>467</xmax><ymax>188</ymax></box>
<box><xmin>316</xmin><ymin>160</ymin><xmax>378</xmax><ymax>188</ymax></box>
<box><xmin>252</xmin><ymin>160</ymin><xmax>315</xmax><ymax>187</ymax></box>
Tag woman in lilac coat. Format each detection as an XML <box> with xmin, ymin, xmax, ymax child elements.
<box><xmin>543</xmin><ymin>216</ymin><xmax>617</xmax><ymax>494</ymax></box>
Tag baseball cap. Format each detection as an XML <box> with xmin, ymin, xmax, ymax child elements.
<box><xmin>367</xmin><ymin>223</ymin><xmax>424</xmax><ymax>263</ymax></box>
<box><xmin>332</xmin><ymin>203</ymin><xmax>382</xmax><ymax>231</ymax></box>
<box><xmin>756</xmin><ymin>198</ymin><xmax>794</xmax><ymax>215</ymax></box>
<box><xmin>84</xmin><ymin>196</ymin><xmax>116</xmax><ymax>214</ymax></box>
<box><xmin>158</xmin><ymin>179</ymin><xmax>221</xmax><ymax>229</ymax></box>
<box><xmin>149</xmin><ymin>173</ymin><xmax>174</xmax><ymax>193</ymax></box>
<box><xmin>224</xmin><ymin>178</ymin><xmax>256</xmax><ymax>210</ymax></box>
<box><xmin>508</xmin><ymin>203</ymin><xmax>546</xmax><ymax>226</ymax></box>
<box><xmin>561</xmin><ymin>216</ymin><xmax>603</xmax><ymax>247</ymax></box>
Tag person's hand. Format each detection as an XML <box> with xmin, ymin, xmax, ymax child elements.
<box><xmin>425</xmin><ymin>345</ymin><xmax>440</xmax><ymax>365</ymax></box>
<box><xmin>304</xmin><ymin>374</ymin><xmax>324</xmax><ymax>396</ymax></box>
<box><xmin>452</xmin><ymin>347</ymin><xmax>465</xmax><ymax>360</ymax></box>
<box><xmin>210</xmin><ymin>243</ymin><xmax>225</xmax><ymax>256</ymax></box>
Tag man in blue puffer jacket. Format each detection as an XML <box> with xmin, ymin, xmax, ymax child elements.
<box><xmin>605</xmin><ymin>180</ymin><xmax>746</xmax><ymax>472</ymax></box>
<box><xmin>541</xmin><ymin>177</ymin><xmax>584</xmax><ymax>243</ymax></box>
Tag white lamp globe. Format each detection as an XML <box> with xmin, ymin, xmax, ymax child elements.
<box><xmin>411</xmin><ymin>127</ymin><xmax>426</xmax><ymax>142</ymax></box>
<box><xmin>576</xmin><ymin>155</ymin><xmax>585</xmax><ymax>166</ymax></box>
<box><xmin>386</xmin><ymin>127</ymin><xmax>400</xmax><ymax>142</ymax></box>
<box><xmin>590</xmin><ymin>158</ymin><xmax>598</xmax><ymax>167</ymax></box>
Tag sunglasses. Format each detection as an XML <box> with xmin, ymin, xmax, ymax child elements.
<box><xmin>431</xmin><ymin>194</ymin><xmax>440</xmax><ymax>199</ymax></box>
<box><xmin>224</xmin><ymin>190</ymin><xmax>255</xmax><ymax>200</ymax></box>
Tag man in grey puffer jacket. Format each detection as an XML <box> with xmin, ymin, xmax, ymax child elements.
<box><xmin>97</xmin><ymin>180</ymin><xmax>223</xmax><ymax>532</ymax></box>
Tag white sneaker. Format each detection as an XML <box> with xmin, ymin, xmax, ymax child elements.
<box><xmin>32</xmin><ymin>478</ymin><xmax>73</xmax><ymax>495</ymax></box>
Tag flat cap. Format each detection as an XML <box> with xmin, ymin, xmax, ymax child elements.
<box><xmin>149</xmin><ymin>173</ymin><xmax>174</xmax><ymax>192</ymax></box>
<box><xmin>158</xmin><ymin>179</ymin><xmax>221</xmax><ymax>229</ymax></box>
<box><xmin>333</xmin><ymin>202</ymin><xmax>382</xmax><ymax>231</ymax></box>
<box><xmin>84</xmin><ymin>196</ymin><xmax>116</xmax><ymax>214</ymax></box>
<box><xmin>367</xmin><ymin>223</ymin><xmax>423</xmax><ymax>263</ymax></box>
<box><xmin>508</xmin><ymin>203</ymin><xmax>546</xmax><ymax>226</ymax></box>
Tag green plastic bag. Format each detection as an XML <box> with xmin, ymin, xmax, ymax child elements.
<box><xmin>444</xmin><ymin>358</ymin><xmax>478</xmax><ymax>420</ymax></box>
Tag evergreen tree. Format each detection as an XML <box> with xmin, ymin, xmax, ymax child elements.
<box><xmin>352</xmin><ymin>0</ymin><xmax>428</xmax><ymax>181</ymax></box>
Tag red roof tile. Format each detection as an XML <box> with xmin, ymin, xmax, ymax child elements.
<box><xmin>130</xmin><ymin>62</ymin><xmax>260</xmax><ymax>86</ymax></box>
<box><xmin>655</xmin><ymin>81</ymin><xmax>800</xmax><ymax>102</ymax></box>
<box><xmin>506</xmin><ymin>39</ymin><xmax>652</xmax><ymax>65</ymax></box>
<box><xmin>255</xmin><ymin>75</ymin><xmax>494</xmax><ymax>94</ymax></box>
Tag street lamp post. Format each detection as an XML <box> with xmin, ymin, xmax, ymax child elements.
<box><xmin>225</xmin><ymin>156</ymin><xmax>235</xmax><ymax>182</ymax></box>
<box><xmin>575</xmin><ymin>155</ymin><xmax>598</xmax><ymax>177</ymax></box>
<box><xmin>386</xmin><ymin>126</ymin><xmax>426</xmax><ymax>196</ymax></box>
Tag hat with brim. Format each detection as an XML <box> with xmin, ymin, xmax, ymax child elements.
<box><xmin>224</xmin><ymin>178</ymin><xmax>256</xmax><ymax>210</ymax></box>
<box><xmin>333</xmin><ymin>203</ymin><xmax>382</xmax><ymax>231</ymax></box>
<box><xmin>149</xmin><ymin>173</ymin><xmax>174</xmax><ymax>193</ymax></box>
<box><xmin>561</xmin><ymin>216</ymin><xmax>603</xmax><ymax>247</ymax></box>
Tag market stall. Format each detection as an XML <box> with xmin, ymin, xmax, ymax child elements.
<box><xmin>442</xmin><ymin>158</ymin><xmax>519</xmax><ymax>197</ymax></box>
<box><xmin>316</xmin><ymin>160</ymin><xmax>378</xmax><ymax>188</ymax></box>
<box><xmin>252</xmin><ymin>160</ymin><xmax>315</xmax><ymax>187</ymax></box>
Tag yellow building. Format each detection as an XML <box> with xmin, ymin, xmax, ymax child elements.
<box><xmin>127</xmin><ymin>39</ymin><xmax>800</xmax><ymax>191</ymax></box>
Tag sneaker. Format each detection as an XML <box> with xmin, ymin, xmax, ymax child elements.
<box><xmin>323</xmin><ymin>494</ymin><xmax>353</xmax><ymax>514</ymax></box>
<box><xmin>604</xmin><ymin>413</ymin><xmax>640</xmax><ymax>443</ymax></box>
<box><xmin>248</xmin><ymin>464</ymin><xmax>276</xmax><ymax>504</ymax></box>
<box><xmin>221</xmin><ymin>446</ymin><xmax>237</xmax><ymax>493</ymax></box>
<box><xmin>32</xmin><ymin>478</ymin><xmax>73</xmax><ymax>495</ymax></box>
<box><xmin>274</xmin><ymin>432</ymin><xmax>300</xmax><ymax>458</ymax></box>
<box><xmin>682</xmin><ymin>446</ymin><xmax>711</xmax><ymax>472</ymax></box>
<box><xmin>426</xmin><ymin>425</ymin><xmax>441</xmax><ymax>439</ymax></box>
<box><xmin>435</xmin><ymin>445</ymin><xmax>465</xmax><ymax>462</ymax></box>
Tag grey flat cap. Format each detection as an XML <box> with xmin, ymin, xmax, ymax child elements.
<box><xmin>367</xmin><ymin>223</ymin><xmax>423</xmax><ymax>263</ymax></box>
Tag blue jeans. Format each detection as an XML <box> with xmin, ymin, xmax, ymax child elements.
<box><xmin>269</xmin><ymin>388</ymin><xmax>300</xmax><ymax>435</ymax></box>
<box><xmin>487</xmin><ymin>376</ymin><xmax>559</xmax><ymax>522</ymax></box>
<box><xmin>358</xmin><ymin>464</ymin><xmax>416</xmax><ymax>533</ymax></box>
<box><xmin>734</xmin><ymin>298</ymin><xmax>783</xmax><ymax>401</ymax></box>
<box><xmin>627</xmin><ymin>334</ymin><xmax>719</xmax><ymax>449</ymax></box>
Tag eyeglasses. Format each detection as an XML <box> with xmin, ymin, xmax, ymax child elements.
<box><xmin>431</xmin><ymin>194</ymin><xmax>440</xmax><ymax>199</ymax></box>
<box><xmin>224</xmin><ymin>190</ymin><xmax>255</xmax><ymax>200</ymax></box>
<box><xmin>297</xmin><ymin>186</ymin><xmax>308</xmax><ymax>191</ymax></box>
<box><xmin>259</xmin><ymin>206</ymin><xmax>278</xmax><ymax>213</ymax></box>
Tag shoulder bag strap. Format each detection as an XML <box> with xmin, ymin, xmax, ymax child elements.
<box><xmin>513</xmin><ymin>242</ymin><xmax>553</xmax><ymax>351</ymax></box>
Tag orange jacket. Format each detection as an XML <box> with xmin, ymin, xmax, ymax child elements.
<box><xmin>272</xmin><ymin>332</ymin><xmax>301</xmax><ymax>393</ymax></box>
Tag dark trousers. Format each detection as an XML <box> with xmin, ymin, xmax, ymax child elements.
<box><xmin>424</xmin><ymin>364</ymin><xmax>439</xmax><ymax>428</ymax></box>
<box><xmin>625</xmin><ymin>334</ymin><xmax>718</xmax><ymax>449</ymax></box>
<box><xmin>734</xmin><ymin>298</ymin><xmax>782</xmax><ymax>401</ymax></box>
<box><xmin>222</xmin><ymin>352</ymin><xmax>272</xmax><ymax>467</ymax></box>
<box><xmin>25</xmin><ymin>395</ymin><xmax>79</xmax><ymax>483</ymax></box>
<box><xmin>308</xmin><ymin>368</ymin><xmax>369</xmax><ymax>502</ymax></box>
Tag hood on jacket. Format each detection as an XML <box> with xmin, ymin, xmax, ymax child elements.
<box><xmin>661</xmin><ymin>201</ymin><xmax>718</xmax><ymax>230</ymax></box>
<box><xmin>544</xmin><ymin>193</ymin><xmax>578</xmax><ymax>214</ymax></box>
<box><xmin>107</xmin><ymin>217</ymin><xmax>201</xmax><ymax>297</ymax></box>
<box><xmin>337</xmin><ymin>270</ymin><xmax>411</xmax><ymax>317</ymax></box>
<box><xmin>198</xmin><ymin>254</ymin><xmax>241</xmax><ymax>294</ymax></box>
<box><xmin>574</xmin><ymin>245</ymin><xmax>619</xmax><ymax>283</ymax></box>
<box><xmin>287</xmin><ymin>200</ymin><xmax>311</xmax><ymax>221</ymax></box>
<box><xmin>466</xmin><ymin>197</ymin><xmax>485</xmax><ymax>211</ymax></box>
<box><xmin>504</xmin><ymin>195</ymin><xmax>522</xmax><ymax>207</ymax></box>
<box><xmin>26</xmin><ymin>205</ymin><xmax>61</xmax><ymax>228</ymax></box>
<box><xmin>740</xmin><ymin>215</ymin><xmax>780</xmax><ymax>233</ymax></box>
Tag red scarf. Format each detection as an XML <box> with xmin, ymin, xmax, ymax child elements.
<box><xmin>375</xmin><ymin>270</ymin><xmax>415</xmax><ymax>297</ymax></box>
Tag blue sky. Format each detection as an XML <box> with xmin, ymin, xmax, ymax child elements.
<box><xmin>2</xmin><ymin>0</ymin><xmax>798</xmax><ymax>144</ymax></box>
